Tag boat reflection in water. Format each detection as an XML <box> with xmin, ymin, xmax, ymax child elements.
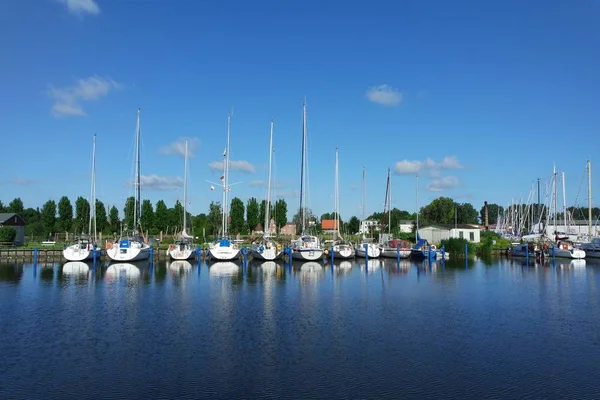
<box><xmin>168</xmin><ymin>260</ymin><xmax>193</xmax><ymax>276</ymax></box>
<box><xmin>296</xmin><ymin>261</ymin><xmax>324</xmax><ymax>282</ymax></box>
<box><xmin>259</xmin><ymin>261</ymin><xmax>278</xmax><ymax>275</ymax></box>
<box><xmin>62</xmin><ymin>262</ymin><xmax>90</xmax><ymax>277</ymax></box>
<box><xmin>556</xmin><ymin>259</ymin><xmax>586</xmax><ymax>269</ymax></box>
<box><xmin>359</xmin><ymin>258</ymin><xmax>382</xmax><ymax>273</ymax></box>
<box><xmin>209</xmin><ymin>262</ymin><xmax>240</xmax><ymax>277</ymax></box>
<box><xmin>105</xmin><ymin>263</ymin><xmax>141</xmax><ymax>281</ymax></box>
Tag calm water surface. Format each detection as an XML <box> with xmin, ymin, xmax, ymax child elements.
<box><xmin>1</xmin><ymin>257</ymin><xmax>600</xmax><ymax>399</ymax></box>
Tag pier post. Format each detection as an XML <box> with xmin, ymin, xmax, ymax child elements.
<box><xmin>330</xmin><ymin>246</ymin><xmax>334</xmax><ymax>265</ymax></box>
<box><xmin>364</xmin><ymin>244</ymin><xmax>369</xmax><ymax>273</ymax></box>
<box><xmin>552</xmin><ymin>245</ymin><xmax>556</xmax><ymax>267</ymax></box>
<box><xmin>33</xmin><ymin>247</ymin><xmax>38</xmax><ymax>265</ymax></box>
<box><xmin>243</xmin><ymin>246</ymin><xmax>248</xmax><ymax>268</ymax></box>
<box><xmin>93</xmin><ymin>245</ymin><xmax>97</xmax><ymax>264</ymax></box>
<box><xmin>525</xmin><ymin>244</ymin><xmax>529</xmax><ymax>263</ymax></box>
<box><xmin>396</xmin><ymin>244</ymin><xmax>400</xmax><ymax>264</ymax></box>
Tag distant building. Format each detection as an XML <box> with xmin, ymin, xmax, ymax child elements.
<box><xmin>358</xmin><ymin>219</ymin><xmax>380</xmax><ymax>235</ymax></box>
<box><xmin>0</xmin><ymin>213</ymin><xmax>26</xmax><ymax>246</ymax></box>
<box><xmin>398</xmin><ymin>220</ymin><xmax>415</xmax><ymax>233</ymax></box>
<box><xmin>280</xmin><ymin>223</ymin><xmax>296</xmax><ymax>236</ymax></box>
<box><xmin>321</xmin><ymin>219</ymin><xmax>338</xmax><ymax>234</ymax></box>
<box><xmin>252</xmin><ymin>223</ymin><xmax>264</xmax><ymax>235</ymax></box>
<box><xmin>418</xmin><ymin>224</ymin><xmax>481</xmax><ymax>245</ymax></box>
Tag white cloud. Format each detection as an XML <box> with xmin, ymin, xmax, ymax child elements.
<box><xmin>6</xmin><ymin>178</ymin><xmax>37</xmax><ymax>186</ymax></box>
<box><xmin>135</xmin><ymin>175</ymin><xmax>183</xmax><ymax>191</ymax></box>
<box><xmin>48</xmin><ymin>75</ymin><xmax>120</xmax><ymax>117</ymax></box>
<box><xmin>427</xmin><ymin>176</ymin><xmax>459</xmax><ymax>192</ymax></box>
<box><xmin>208</xmin><ymin>160</ymin><xmax>256</xmax><ymax>174</ymax></box>
<box><xmin>159</xmin><ymin>137</ymin><xmax>201</xmax><ymax>158</ymax></box>
<box><xmin>276</xmin><ymin>189</ymin><xmax>300</xmax><ymax>199</ymax></box>
<box><xmin>58</xmin><ymin>0</ymin><xmax>100</xmax><ymax>16</ymax></box>
<box><xmin>249</xmin><ymin>179</ymin><xmax>285</xmax><ymax>189</ymax></box>
<box><xmin>394</xmin><ymin>156</ymin><xmax>463</xmax><ymax>175</ymax></box>
<box><xmin>366</xmin><ymin>84</ymin><xmax>402</xmax><ymax>106</ymax></box>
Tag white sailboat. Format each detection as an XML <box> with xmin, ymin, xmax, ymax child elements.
<box><xmin>355</xmin><ymin>167</ymin><xmax>381</xmax><ymax>258</ymax></box>
<box><xmin>291</xmin><ymin>101</ymin><xmax>324</xmax><ymax>261</ymax></box>
<box><xmin>251</xmin><ymin>119</ymin><xmax>283</xmax><ymax>261</ymax></box>
<box><xmin>167</xmin><ymin>139</ymin><xmax>196</xmax><ymax>260</ymax></box>
<box><xmin>63</xmin><ymin>133</ymin><xmax>98</xmax><ymax>262</ymax></box>
<box><xmin>578</xmin><ymin>160</ymin><xmax>600</xmax><ymax>258</ymax></box>
<box><xmin>208</xmin><ymin>113</ymin><xmax>241</xmax><ymax>261</ymax></box>
<box><xmin>329</xmin><ymin>148</ymin><xmax>355</xmax><ymax>259</ymax></box>
<box><xmin>106</xmin><ymin>108</ymin><xmax>151</xmax><ymax>262</ymax></box>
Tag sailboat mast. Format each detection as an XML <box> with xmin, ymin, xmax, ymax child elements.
<box><xmin>334</xmin><ymin>148</ymin><xmax>339</xmax><ymax>238</ymax></box>
<box><xmin>361</xmin><ymin>167</ymin><xmax>366</xmax><ymax>221</ymax></box>
<box><xmin>223</xmin><ymin>114</ymin><xmax>231</xmax><ymax>237</ymax></box>
<box><xmin>265</xmin><ymin>120</ymin><xmax>274</xmax><ymax>237</ymax></box>
<box><xmin>300</xmin><ymin>102</ymin><xmax>307</xmax><ymax>234</ymax></box>
<box><xmin>416</xmin><ymin>173</ymin><xmax>419</xmax><ymax>241</ymax></box>
<box><xmin>562</xmin><ymin>171</ymin><xmax>567</xmax><ymax>231</ymax></box>
<box><xmin>183</xmin><ymin>138</ymin><xmax>188</xmax><ymax>235</ymax></box>
<box><xmin>134</xmin><ymin>108</ymin><xmax>141</xmax><ymax>232</ymax></box>
<box><xmin>588</xmin><ymin>160</ymin><xmax>592</xmax><ymax>236</ymax></box>
<box><xmin>553</xmin><ymin>165</ymin><xmax>557</xmax><ymax>235</ymax></box>
<box><xmin>89</xmin><ymin>133</ymin><xmax>97</xmax><ymax>241</ymax></box>
<box><xmin>388</xmin><ymin>170</ymin><xmax>392</xmax><ymax>236</ymax></box>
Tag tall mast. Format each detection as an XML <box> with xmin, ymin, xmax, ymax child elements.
<box><xmin>265</xmin><ymin>120</ymin><xmax>274</xmax><ymax>237</ymax></box>
<box><xmin>222</xmin><ymin>113</ymin><xmax>231</xmax><ymax>237</ymax></box>
<box><xmin>588</xmin><ymin>160</ymin><xmax>593</xmax><ymax>236</ymax></box>
<box><xmin>553</xmin><ymin>165</ymin><xmax>557</xmax><ymax>235</ymax></box>
<box><xmin>134</xmin><ymin>108</ymin><xmax>141</xmax><ymax>232</ymax></box>
<box><xmin>334</xmin><ymin>148</ymin><xmax>339</xmax><ymax>238</ymax></box>
<box><xmin>183</xmin><ymin>138</ymin><xmax>188</xmax><ymax>235</ymax></box>
<box><xmin>416</xmin><ymin>173</ymin><xmax>419</xmax><ymax>241</ymax></box>
<box><xmin>388</xmin><ymin>169</ymin><xmax>392</xmax><ymax>236</ymax></box>
<box><xmin>361</xmin><ymin>167</ymin><xmax>366</xmax><ymax>221</ymax></box>
<box><xmin>89</xmin><ymin>133</ymin><xmax>97</xmax><ymax>241</ymax></box>
<box><xmin>300</xmin><ymin>102</ymin><xmax>307</xmax><ymax>234</ymax></box>
<box><xmin>562</xmin><ymin>171</ymin><xmax>567</xmax><ymax>231</ymax></box>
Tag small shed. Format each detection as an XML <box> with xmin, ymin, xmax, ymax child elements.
<box><xmin>0</xmin><ymin>213</ymin><xmax>26</xmax><ymax>246</ymax></box>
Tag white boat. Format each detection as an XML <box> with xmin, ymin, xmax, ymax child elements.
<box><xmin>167</xmin><ymin>138</ymin><xmax>196</xmax><ymax>260</ymax></box>
<box><xmin>552</xmin><ymin>240</ymin><xmax>586</xmax><ymax>259</ymax></box>
<box><xmin>509</xmin><ymin>242</ymin><xmax>543</xmax><ymax>258</ymax></box>
<box><xmin>290</xmin><ymin>102</ymin><xmax>324</xmax><ymax>262</ymax></box>
<box><xmin>106</xmin><ymin>109</ymin><xmax>151</xmax><ymax>262</ymax></box>
<box><xmin>250</xmin><ymin>120</ymin><xmax>283</xmax><ymax>261</ymax></box>
<box><xmin>62</xmin><ymin>261</ymin><xmax>90</xmax><ymax>276</ymax></box>
<box><xmin>328</xmin><ymin>148</ymin><xmax>355</xmax><ymax>260</ymax></box>
<box><xmin>378</xmin><ymin>169</ymin><xmax>411</xmax><ymax>259</ymax></box>
<box><xmin>63</xmin><ymin>134</ymin><xmax>99</xmax><ymax>262</ymax></box>
<box><xmin>580</xmin><ymin>237</ymin><xmax>600</xmax><ymax>259</ymax></box>
<box><xmin>380</xmin><ymin>239</ymin><xmax>412</xmax><ymax>258</ymax></box>
<box><xmin>168</xmin><ymin>260</ymin><xmax>192</xmax><ymax>275</ymax></box>
<box><xmin>355</xmin><ymin>167</ymin><xmax>380</xmax><ymax>258</ymax></box>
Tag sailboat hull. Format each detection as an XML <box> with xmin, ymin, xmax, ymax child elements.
<box><xmin>250</xmin><ymin>247</ymin><xmax>282</xmax><ymax>261</ymax></box>
<box><xmin>327</xmin><ymin>244</ymin><xmax>355</xmax><ymax>259</ymax></box>
<box><xmin>380</xmin><ymin>247</ymin><xmax>411</xmax><ymax>258</ymax></box>
<box><xmin>208</xmin><ymin>244</ymin><xmax>240</xmax><ymax>261</ymax></box>
<box><xmin>291</xmin><ymin>248</ymin><xmax>324</xmax><ymax>261</ymax></box>
<box><xmin>63</xmin><ymin>245</ymin><xmax>95</xmax><ymax>262</ymax></box>
<box><xmin>167</xmin><ymin>244</ymin><xmax>196</xmax><ymax>260</ymax></box>
<box><xmin>355</xmin><ymin>244</ymin><xmax>381</xmax><ymax>258</ymax></box>
<box><xmin>106</xmin><ymin>243</ymin><xmax>151</xmax><ymax>262</ymax></box>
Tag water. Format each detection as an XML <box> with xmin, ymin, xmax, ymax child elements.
<box><xmin>1</xmin><ymin>257</ymin><xmax>600</xmax><ymax>399</ymax></box>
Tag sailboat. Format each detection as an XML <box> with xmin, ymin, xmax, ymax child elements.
<box><xmin>250</xmin><ymin>120</ymin><xmax>283</xmax><ymax>261</ymax></box>
<box><xmin>579</xmin><ymin>160</ymin><xmax>600</xmax><ymax>258</ymax></box>
<box><xmin>290</xmin><ymin>101</ymin><xmax>324</xmax><ymax>261</ymax></box>
<box><xmin>106</xmin><ymin>108</ymin><xmax>151</xmax><ymax>262</ymax></box>
<box><xmin>63</xmin><ymin>133</ymin><xmax>98</xmax><ymax>262</ymax></box>
<box><xmin>379</xmin><ymin>168</ymin><xmax>411</xmax><ymax>259</ymax></box>
<box><xmin>208</xmin><ymin>113</ymin><xmax>241</xmax><ymax>261</ymax></box>
<box><xmin>355</xmin><ymin>167</ymin><xmax>381</xmax><ymax>258</ymax></box>
<box><xmin>167</xmin><ymin>139</ymin><xmax>196</xmax><ymax>260</ymax></box>
<box><xmin>329</xmin><ymin>148</ymin><xmax>355</xmax><ymax>259</ymax></box>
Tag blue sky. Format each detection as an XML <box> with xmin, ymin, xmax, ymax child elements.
<box><xmin>1</xmin><ymin>0</ymin><xmax>599</xmax><ymax>221</ymax></box>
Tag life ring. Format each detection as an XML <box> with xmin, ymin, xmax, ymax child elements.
<box><xmin>169</xmin><ymin>244</ymin><xmax>174</xmax><ymax>251</ymax></box>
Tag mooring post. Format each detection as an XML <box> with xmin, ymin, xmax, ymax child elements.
<box><xmin>330</xmin><ymin>246</ymin><xmax>334</xmax><ymax>264</ymax></box>
<box><xmin>396</xmin><ymin>245</ymin><xmax>400</xmax><ymax>264</ymax></box>
<box><xmin>552</xmin><ymin>245</ymin><xmax>556</xmax><ymax>267</ymax></box>
<box><xmin>243</xmin><ymin>246</ymin><xmax>248</xmax><ymax>268</ymax></box>
<box><xmin>525</xmin><ymin>244</ymin><xmax>529</xmax><ymax>263</ymax></box>
<box><xmin>93</xmin><ymin>245</ymin><xmax>97</xmax><ymax>264</ymax></box>
<box><xmin>33</xmin><ymin>247</ymin><xmax>38</xmax><ymax>265</ymax></box>
<box><xmin>465</xmin><ymin>244</ymin><xmax>468</xmax><ymax>259</ymax></box>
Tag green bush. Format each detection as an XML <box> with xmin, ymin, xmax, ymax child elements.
<box><xmin>0</xmin><ymin>226</ymin><xmax>17</xmax><ymax>243</ymax></box>
<box><xmin>440</xmin><ymin>237</ymin><xmax>475</xmax><ymax>258</ymax></box>
<box><xmin>477</xmin><ymin>231</ymin><xmax>511</xmax><ymax>256</ymax></box>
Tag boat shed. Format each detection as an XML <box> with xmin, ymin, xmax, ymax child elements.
<box><xmin>0</xmin><ymin>213</ymin><xmax>26</xmax><ymax>246</ymax></box>
<box><xmin>418</xmin><ymin>224</ymin><xmax>481</xmax><ymax>245</ymax></box>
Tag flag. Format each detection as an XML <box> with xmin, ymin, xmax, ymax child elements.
<box><xmin>223</xmin><ymin>148</ymin><xmax>227</xmax><ymax>157</ymax></box>
<box><xmin>220</xmin><ymin>176</ymin><xmax>224</xmax><ymax>181</ymax></box>
<box><xmin>210</xmin><ymin>185</ymin><xmax>215</xmax><ymax>191</ymax></box>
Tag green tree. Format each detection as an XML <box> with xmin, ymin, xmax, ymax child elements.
<box><xmin>320</xmin><ymin>212</ymin><xmax>332</xmax><ymax>221</ymax></box>
<box><xmin>0</xmin><ymin>200</ymin><xmax>5</xmax><ymax>212</ymax></box>
<box><xmin>167</xmin><ymin>200</ymin><xmax>184</xmax><ymax>234</ymax></box>
<box><xmin>41</xmin><ymin>200</ymin><xmax>57</xmax><ymax>236</ymax></box>
<box><xmin>207</xmin><ymin>201</ymin><xmax>222</xmax><ymax>236</ymax></box>
<box><xmin>95</xmin><ymin>200</ymin><xmax>108</xmax><ymax>233</ymax></box>
<box><xmin>192</xmin><ymin>213</ymin><xmax>207</xmax><ymax>240</ymax></box>
<box><xmin>292</xmin><ymin>207</ymin><xmax>316</xmax><ymax>234</ymax></box>
<box><xmin>74</xmin><ymin>196</ymin><xmax>90</xmax><ymax>234</ymax></box>
<box><xmin>246</xmin><ymin>197</ymin><xmax>260</xmax><ymax>231</ymax></box>
<box><xmin>8</xmin><ymin>197</ymin><xmax>24</xmax><ymax>214</ymax></box>
<box><xmin>479</xmin><ymin>203</ymin><xmax>504</xmax><ymax>226</ymax></box>
<box><xmin>420</xmin><ymin>197</ymin><xmax>456</xmax><ymax>225</ymax></box>
<box><xmin>108</xmin><ymin>206</ymin><xmax>120</xmax><ymax>233</ymax></box>
<box><xmin>57</xmin><ymin>196</ymin><xmax>73</xmax><ymax>232</ymax></box>
<box><xmin>155</xmin><ymin>200</ymin><xmax>169</xmax><ymax>233</ymax></box>
<box><xmin>22</xmin><ymin>207</ymin><xmax>40</xmax><ymax>224</ymax></box>
<box><xmin>347</xmin><ymin>216</ymin><xmax>360</xmax><ymax>234</ymax></box>
<box><xmin>140</xmin><ymin>199</ymin><xmax>154</xmax><ymax>232</ymax></box>
<box><xmin>0</xmin><ymin>226</ymin><xmax>16</xmax><ymax>243</ymax></box>
<box><xmin>123</xmin><ymin>196</ymin><xmax>135</xmax><ymax>229</ymax></box>
<box><xmin>259</xmin><ymin>200</ymin><xmax>272</xmax><ymax>230</ymax></box>
<box><xmin>274</xmin><ymin>199</ymin><xmax>287</xmax><ymax>230</ymax></box>
<box><xmin>229</xmin><ymin>197</ymin><xmax>245</xmax><ymax>234</ymax></box>
<box><xmin>456</xmin><ymin>203</ymin><xmax>479</xmax><ymax>224</ymax></box>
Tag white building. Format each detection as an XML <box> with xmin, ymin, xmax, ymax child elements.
<box><xmin>418</xmin><ymin>224</ymin><xmax>481</xmax><ymax>245</ymax></box>
<box><xmin>357</xmin><ymin>219</ymin><xmax>380</xmax><ymax>235</ymax></box>
<box><xmin>398</xmin><ymin>220</ymin><xmax>415</xmax><ymax>233</ymax></box>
